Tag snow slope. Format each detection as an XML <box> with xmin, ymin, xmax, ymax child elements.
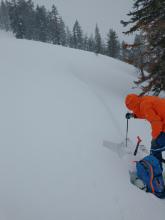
<box><xmin>0</xmin><ymin>32</ymin><xmax>164</xmax><ymax>220</ymax></box>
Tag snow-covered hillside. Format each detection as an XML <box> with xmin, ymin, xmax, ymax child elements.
<box><xmin>0</xmin><ymin>31</ymin><xmax>164</xmax><ymax>220</ymax></box>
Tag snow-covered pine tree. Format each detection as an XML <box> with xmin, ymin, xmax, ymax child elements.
<box><xmin>0</xmin><ymin>0</ymin><xmax>10</xmax><ymax>31</ymax></box>
<box><xmin>106</xmin><ymin>29</ymin><xmax>120</xmax><ymax>58</ymax></box>
<box><xmin>131</xmin><ymin>34</ymin><xmax>148</xmax><ymax>71</ymax></box>
<box><xmin>58</xmin><ymin>17</ymin><xmax>66</xmax><ymax>46</ymax></box>
<box><xmin>87</xmin><ymin>34</ymin><xmax>95</xmax><ymax>52</ymax></box>
<box><xmin>65</xmin><ymin>26</ymin><xmax>72</xmax><ymax>47</ymax></box>
<box><xmin>121</xmin><ymin>0</ymin><xmax>165</xmax><ymax>95</ymax></box>
<box><xmin>8</xmin><ymin>0</ymin><xmax>25</xmax><ymax>38</ymax></box>
<box><xmin>34</xmin><ymin>5</ymin><xmax>48</xmax><ymax>42</ymax></box>
<box><xmin>94</xmin><ymin>24</ymin><xmax>102</xmax><ymax>54</ymax></box>
<box><xmin>82</xmin><ymin>34</ymin><xmax>88</xmax><ymax>51</ymax></box>
<box><xmin>47</xmin><ymin>5</ymin><xmax>60</xmax><ymax>45</ymax></box>
<box><xmin>23</xmin><ymin>0</ymin><xmax>35</xmax><ymax>40</ymax></box>
<box><xmin>8</xmin><ymin>0</ymin><xmax>35</xmax><ymax>39</ymax></box>
<box><xmin>121</xmin><ymin>41</ymin><xmax>130</xmax><ymax>63</ymax></box>
<box><xmin>19</xmin><ymin>0</ymin><xmax>35</xmax><ymax>40</ymax></box>
<box><xmin>72</xmin><ymin>20</ymin><xmax>83</xmax><ymax>49</ymax></box>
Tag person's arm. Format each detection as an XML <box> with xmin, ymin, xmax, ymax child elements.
<box><xmin>140</xmin><ymin>101</ymin><xmax>163</xmax><ymax>139</ymax></box>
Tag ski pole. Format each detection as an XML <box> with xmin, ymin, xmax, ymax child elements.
<box><xmin>134</xmin><ymin>136</ymin><xmax>142</xmax><ymax>156</ymax></box>
<box><xmin>126</xmin><ymin>118</ymin><xmax>129</xmax><ymax>147</ymax></box>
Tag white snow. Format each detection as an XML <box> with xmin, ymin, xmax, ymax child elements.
<box><xmin>0</xmin><ymin>31</ymin><xmax>164</xmax><ymax>220</ymax></box>
<box><xmin>0</xmin><ymin>30</ymin><xmax>14</xmax><ymax>39</ymax></box>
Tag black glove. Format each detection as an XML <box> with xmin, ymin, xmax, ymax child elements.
<box><xmin>125</xmin><ymin>112</ymin><xmax>135</xmax><ymax>119</ymax></box>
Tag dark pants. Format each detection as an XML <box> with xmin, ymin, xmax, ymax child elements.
<box><xmin>150</xmin><ymin>132</ymin><xmax>165</xmax><ymax>168</ymax></box>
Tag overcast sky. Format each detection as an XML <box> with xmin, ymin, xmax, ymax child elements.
<box><xmin>33</xmin><ymin>0</ymin><xmax>135</xmax><ymax>42</ymax></box>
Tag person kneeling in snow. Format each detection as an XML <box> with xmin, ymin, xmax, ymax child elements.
<box><xmin>125</xmin><ymin>94</ymin><xmax>165</xmax><ymax>168</ymax></box>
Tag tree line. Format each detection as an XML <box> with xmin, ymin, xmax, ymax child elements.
<box><xmin>0</xmin><ymin>0</ymin><xmax>123</xmax><ymax>59</ymax></box>
<box><xmin>1</xmin><ymin>0</ymin><xmax>163</xmax><ymax>95</ymax></box>
<box><xmin>0</xmin><ymin>0</ymin><xmax>143</xmax><ymax>64</ymax></box>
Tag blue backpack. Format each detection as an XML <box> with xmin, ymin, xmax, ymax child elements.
<box><xmin>136</xmin><ymin>155</ymin><xmax>165</xmax><ymax>198</ymax></box>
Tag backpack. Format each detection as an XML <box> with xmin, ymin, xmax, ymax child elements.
<box><xmin>136</xmin><ymin>155</ymin><xmax>165</xmax><ymax>198</ymax></box>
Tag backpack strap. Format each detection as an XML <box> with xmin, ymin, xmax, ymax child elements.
<box><xmin>141</xmin><ymin>159</ymin><xmax>155</xmax><ymax>193</ymax></box>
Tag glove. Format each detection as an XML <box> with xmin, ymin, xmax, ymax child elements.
<box><xmin>125</xmin><ymin>112</ymin><xmax>135</xmax><ymax>119</ymax></box>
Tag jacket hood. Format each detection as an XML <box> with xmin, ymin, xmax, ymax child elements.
<box><xmin>125</xmin><ymin>94</ymin><xmax>140</xmax><ymax>111</ymax></box>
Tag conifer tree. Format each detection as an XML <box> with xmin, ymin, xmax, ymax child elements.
<box><xmin>121</xmin><ymin>0</ymin><xmax>165</xmax><ymax>95</ymax></box>
<box><xmin>34</xmin><ymin>5</ymin><xmax>48</xmax><ymax>42</ymax></box>
<box><xmin>82</xmin><ymin>34</ymin><xmax>88</xmax><ymax>51</ymax></box>
<box><xmin>131</xmin><ymin>34</ymin><xmax>147</xmax><ymax>70</ymax></box>
<box><xmin>8</xmin><ymin>0</ymin><xmax>25</xmax><ymax>38</ymax></box>
<box><xmin>94</xmin><ymin>24</ymin><xmax>102</xmax><ymax>54</ymax></box>
<box><xmin>58</xmin><ymin>17</ymin><xmax>66</xmax><ymax>46</ymax></box>
<box><xmin>66</xmin><ymin>26</ymin><xmax>72</xmax><ymax>47</ymax></box>
<box><xmin>106</xmin><ymin>29</ymin><xmax>120</xmax><ymax>58</ymax></box>
<box><xmin>8</xmin><ymin>0</ymin><xmax>35</xmax><ymax>39</ymax></box>
<box><xmin>0</xmin><ymin>0</ymin><xmax>10</xmax><ymax>31</ymax></box>
<box><xmin>121</xmin><ymin>41</ymin><xmax>129</xmax><ymax>62</ymax></box>
<box><xmin>47</xmin><ymin>5</ymin><xmax>60</xmax><ymax>44</ymax></box>
<box><xmin>72</xmin><ymin>20</ymin><xmax>83</xmax><ymax>49</ymax></box>
<box><xmin>20</xmin><ymin>0</ymin><xmax>35</xmax><ymax>40</ymax></box>
<box><xmin>87</xmin><ymin>34</ymin><xmax>95</xmax><ymax>52</ymax></box>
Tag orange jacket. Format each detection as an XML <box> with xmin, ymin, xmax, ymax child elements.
<box><xmin>125</xmin><ymin>94</ymin><xmax>165</xmax><ymax>139</ymax></box>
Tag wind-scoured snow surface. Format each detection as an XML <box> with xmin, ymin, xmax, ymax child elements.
<box><xmin>0</xmin><ymin>31</ymin><xmax>164</xmax><ymax>220</ymax></box>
